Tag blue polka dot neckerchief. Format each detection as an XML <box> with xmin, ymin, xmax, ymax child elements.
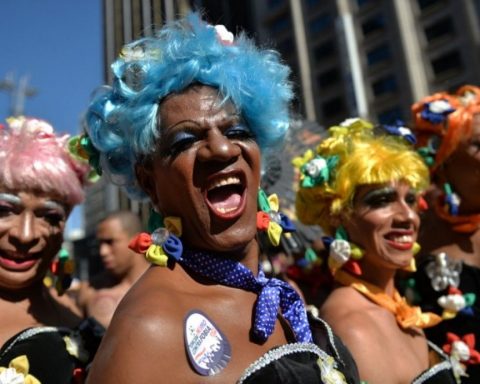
<box><xmin>180</xmin><ymin>249</ymin><xmax>313</xmax><ymax>343</ymax></box>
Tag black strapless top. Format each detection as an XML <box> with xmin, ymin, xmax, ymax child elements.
<box><xmin>410</xmin><ymin>254</ymin><xmax>480</xmax><ymax>383</ymax></box>
<box><xmin>411</xmin><ymin>341</ymin><xmax>456</xmax><ymax>384</ymax></box>
<box><xmin>237</xmin><ymin>311</ymin><xmax>360</xmax><ymax>383</ymax></box>
<box><xmin>0</xmin><ymin>318</ymin><xmax>104</xmax><ymax>384</ymax></box>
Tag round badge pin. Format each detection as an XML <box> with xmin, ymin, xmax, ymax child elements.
<box><xmin>184</xmin><ymin>310</ymin><xmax>231</xmax><ymax>376</ymax></box>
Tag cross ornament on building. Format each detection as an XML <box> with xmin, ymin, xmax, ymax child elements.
<box><xmin>0</xmin><ymin>72</ymin><xmax>37</xmax><ymax>116</ymax></box>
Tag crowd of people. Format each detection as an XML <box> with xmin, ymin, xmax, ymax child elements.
<box><xmin>1</xmin><ymin>12</ymin><xmax>479</xmax><ymax>384</ymax></box>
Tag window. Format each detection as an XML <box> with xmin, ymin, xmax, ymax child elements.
<box><xmin>322</xmin><ymin>96</ymin><xmax>346</xmax><ymax>119</ymax></box>
<box><xmin>277</xmin><ymin>37</ymin><xmax>294</xmax><ymax>55</ymax></box>
<box><xmin>269</xmin><ymin>14</ymin><xmax>291</xmax><ymax>35</ymax></box>
<box><xmin>267</xmin><ymin>0</ymin><xmax>284</xmax><ymax>8</ymax></box>
<box><xmin>372</xmin><ymin>75</ymin><xmax>397</xmax><ymax>96</ymax></box>
<box><xmin>417</xmin><ymin>0</ymin><xmax>446</xmax><ymax>11</ymax></box>
<box><xmin>367</xmin><ymin>44</ymin><xmax>392</xmax><ymax>66</ymax></box>
<box><xmin>317</xmin><ymin>68</ymin><xmax>341</xmax><ymax>89</ymax></box>
<box><xmin>309</xmin><ymin>13</ymin><xmax>333</xmax><ymax>35</ymax></box>
<box><xmin>314</xmin><ymin>40</ymin><xmax>336</xmax><ymax>60</ymax></box>
<box><xmin>357</xmin><ymin>0</ymin><xmax>375</xmax><ymax>7</ymax></box>
<box><xmin>378</xmin><ymin>106</ymin><xmax>403</xmax><ymax>124</ymax></box>
<box><xmin>431</xmin><ymin>50</ymin><xmax>462</xmax><ymax>75</ymax></box>
<box><xmin>425</xmin><ymin>17</ymin><xmax>455</xmax><ymax>42</ymax></box>
<box><xmin>307</xmin><ymin>0</ymin><xmax>321</xmax><ymax>8</ymax></box>
<box><xmin>361</xmin><ymin>14</ymin><xmax>385</xmax><ymax>36</ymax></box>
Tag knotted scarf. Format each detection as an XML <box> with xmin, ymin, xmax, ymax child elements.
<box><xmin>180</xmin><ymin>249</ymin><xmax>313</xmax><ymax>343</ymax></box>
<box><xmin>335</xmin><ymin>269</ymin><xmax>442</xmax><ymax>329</ymax></box>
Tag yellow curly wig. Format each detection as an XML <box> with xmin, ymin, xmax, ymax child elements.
<box><xmin>295</xmin><ymin>119</ymin><xmax>429</xmax><ymax>235</ymax></box>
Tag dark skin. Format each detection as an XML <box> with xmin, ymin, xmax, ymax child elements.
<box><xmin>86</xmin><ymin>86</ymin><xmax>290</xmax><ymax>383</ymax></box>
<box><xmin>418</xmin><ymin>118</ymin><xmax>480</xmax><ymax>267</ymax></box>
<box><xmin>0</xmin><ymin>190</ymin><xmax>80</xmax><ymax>347</ymax></box>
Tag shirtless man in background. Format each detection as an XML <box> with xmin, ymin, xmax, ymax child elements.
<box><xmin>77</xmin><ymin>210</ymin><xmax>149</xmax><ymax>327</ymax></box>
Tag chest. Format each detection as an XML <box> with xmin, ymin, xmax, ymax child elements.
<box><xmin>164</xmin><ymin>292</ymin><xmax>291</xmax><ymax>383</ymax></box>
<box><xmin>0</xmin><ymin>309</ymin><xmax>41</xmax><ymax>348</ymax></box>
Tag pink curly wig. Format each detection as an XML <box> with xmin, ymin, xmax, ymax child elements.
<box><xmin>0</xmin><ymin>116</ymin><xmax>91</xmax><ymax>207</ymax></box>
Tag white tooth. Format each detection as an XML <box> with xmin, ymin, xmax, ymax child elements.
<box><xmin>208</xmin><ymin>176</ymin><xmax>241</xmax><ymax>190</ymax></box>
<box><xmin>215</xmin><ymin>206</ymin><xmax>237</xmax><ymax>214</ymax></box>
<box><xmin>394</xmin><ymin>235</ymin><xmax>412</xmax><ymax>243</ymax></box>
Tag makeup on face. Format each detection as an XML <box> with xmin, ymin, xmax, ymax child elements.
<box><xmin>360</xmin><ymin>187</ymin><xmax>418</xmax><ymax>210</ymax></box>
<box><xmin>158</xmin><ymin>112</ymin><xmax>253</xmax><ymax>160</ymax></box>
<box><xmin>142</xmin><ymin>85</ymin><xmax>262</xmax><ymax>253</ymax></box>
<box><xmin>0</xmin><ymin>192</ymin><xmax>67</xmax><ymax>225</ymax></box>
<box><xmin>345</xmin><ymin>182</ymin><xmax>421</xmax><ymax>269</ymax></box>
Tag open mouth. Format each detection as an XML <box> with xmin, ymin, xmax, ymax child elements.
<box><xmin>0</xmin><ymin>254</ymin><xmax>39</xmax><ymax>271</ymax></box>
<box><xmin>384</xmin><ymin>232</ymin><xmax>414</xmax><ymax>251</ymax></box>
<box><xmin>205</xmin><ymin>173</ymin><xmax>247</xmax><ymax>219</ymax></box>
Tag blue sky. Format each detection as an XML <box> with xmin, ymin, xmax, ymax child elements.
<box><xmin>0</xmin><ymin>0</ymin><xmax>103</xmax><ymax>236</ymax></box>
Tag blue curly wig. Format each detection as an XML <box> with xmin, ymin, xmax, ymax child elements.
<box><xmin>85</xmin><ymin>13</ymin><xmax>293</xmax><ymax>199</ymax></box>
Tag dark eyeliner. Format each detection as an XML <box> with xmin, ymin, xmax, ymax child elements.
<box><xmin>362</xmin><ymin>187</ymin><xmax>395</xmax><ymax>206</ymax></box>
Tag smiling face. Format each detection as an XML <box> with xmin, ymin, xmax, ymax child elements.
<box><xmin>441</xmin><ymin>115</ymin><xmax>480</xmax><ymax>213</ymax></box>
<box><xmin>341</xmin><ymin>181</ymin><xmax>420</xmax><ymax>271</ymax></box>
<box><xmin>137</xmin><ymin>85</ymin><xmax>261</xmax><ymax>254</ymax></box>
<box><xmin>0</xmin><ymin>189</ymin><xmax>68</xmax><ymax>290</ymax></box>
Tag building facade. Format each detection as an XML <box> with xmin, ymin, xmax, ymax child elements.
<box><xmin>84</xmin><ymin>0</ymin><xmax>480</xmax><ymax>235</ymax></box>
<box><xmin>248</xmin><ymin>0</ymin><xmax>480</xmax><ymax>126</ymax></box>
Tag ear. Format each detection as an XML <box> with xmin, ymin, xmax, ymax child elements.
<box><xmin>135</xmin><ymin>161</ymin><xmax>159</xmax><ymax>209</ymax></box>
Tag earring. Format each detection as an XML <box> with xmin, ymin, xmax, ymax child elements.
<box><xmin>402</xmin><ymin>243</ymin><xmax>420</xmax><ymax>272</ymax></box>
<box><xmin>444</xmin><ymin>183</ymin><xmax>460</xmax><ymax>216</ymax></box>
<box><xmin>129</xmin><ymin>214</ymin><xmax>183</xmax><ymax>267</ymax></box>
<box><xmin>50</xmin><ymin>248</ymin><xmax>74</xmax><ymax>296</ymax></box>
<box><xmin>256</xmin><ymin>188</ymin><xmax>295</xmax><ymax>247</ymax></box>
<box><xmin>327</xmin><ymin>226</ymin><xmax>364</xmax><ymax>276</ymax></box>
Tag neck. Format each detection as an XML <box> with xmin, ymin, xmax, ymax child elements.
<box><xmin>187</xmin><ymin>238</ymin><xmax>260</xmax><ymax>275</ymax></box>
<box><xmin>237</xmin><ymin>239</ymin><xmax>260</xmax><ymax>275</ymax></box>
<box><xmin>357</xmin><ymin>260</ymin><xmax>396</xmax><ymax>296</ymax></box>
<box><xmin>122</xmin><ymin>261</ymin><xmax>149</xmax><ymax>285</ymax></box>
<box><xmin>0</xmin><ymin>281</ymin><xmax>48</xmax><ymax>303</ymax></box>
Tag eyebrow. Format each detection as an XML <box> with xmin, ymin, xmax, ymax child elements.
<box><xmin>0</xmin><ymin>193</ymin><xmax>22</xmax><ymax>205</ymax></box>
<box><xmin>162</xmin><ymin>112</ymin><xmax>242</xmax><ymax>135</ymax></box>
<box><xmin>361</xmin><ymin>187</ymin><xmax>396</xmax><ymax>202</ymax></box>
<box><xmin>0</xmin><ymin>193</ymin><xmax>66</xmax><ymax>213</ymax></box>
<box><xmin>43</xmin><ymin>200</ymin><xmax>67</xmax><ymax>214</ymax></box>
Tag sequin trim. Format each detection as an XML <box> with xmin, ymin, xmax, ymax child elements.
<box><xmin>0</xmin><ymin>326</ymin><xmax>59</xmax><ymax>359</ymax></box>
<box><xmin>309</xmin><ymin>310</ymin><xmax>345</xmax><ymax>366</ymax></box>
<box><xmin>411</xmin><ymin>361</ymin><xmax>453</xmax><ymax>383</ymax></box>
<box><xmin>237</xmin><ymin>342</ymin><xmax>331</xmax><ymax>383</ymax></box>
<box><xmin>411</xmin><ymin>341</ymin><xmax>454</xmax><ymax>383</ymax></box>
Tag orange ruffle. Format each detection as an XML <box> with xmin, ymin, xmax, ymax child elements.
<box><xmin>335</xmin><ymin>269</ymin><xmax>442</xmax><ymax>329</ymax></box>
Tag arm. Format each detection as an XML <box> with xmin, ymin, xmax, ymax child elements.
<box><xmin>85</xmin><ymin>290</ymin><xmax>186</xmax><ymax>383</ymax></box>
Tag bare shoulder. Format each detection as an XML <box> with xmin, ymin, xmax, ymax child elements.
<box><xmin>86</xmin><ymin>267</ymin><xmax>190</xmax><ymax>383</ymax></box>
<box><xmin>319</xmin><ymin>287</ymin><xmax>396</xmax><ymax>382</ymax></box>
<box><xmin>319</xmin><ymin>287</ymin><xmax>383</xmax><ymax>343</ymax></box>
<box><xmin>76</xmin><ymin>280</ymin><xmax>94</xmax><ymax>308</ymax></box>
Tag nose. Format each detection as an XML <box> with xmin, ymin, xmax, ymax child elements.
<box><xmin>393</xmin><ymin>200</ymin><xmax>418</xmax><ymax>227</ymax></box>
<box><xmin>9</xmin><ymin>212</ymin><xmax>40</xmax><ymax>247</ymax></box>
<box><xmin>197</xmin><ymin>129</ymin><xmax>241</xmax><ymax>162</ymax></box>
<box><xmin>99</xmin><ymin>242</ymin><xmax>110</xmax><ymax>258</ymax></box>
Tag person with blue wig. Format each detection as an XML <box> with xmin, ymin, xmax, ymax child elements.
<box><xmin>83</xmin><ymin>14</ymin><xmax>359</xmax><ymax>383</ymax></box>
